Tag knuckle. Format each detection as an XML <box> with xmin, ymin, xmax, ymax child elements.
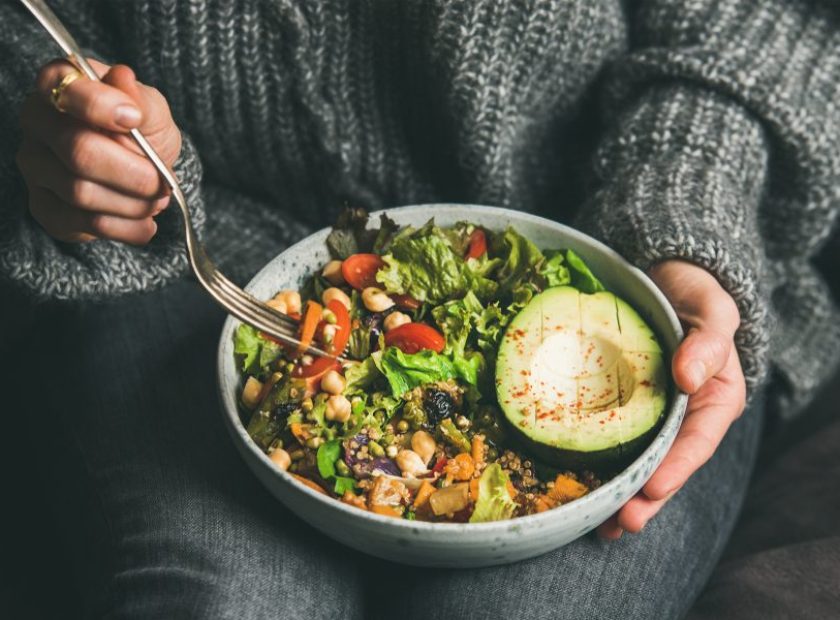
<box><xmin>681</xmin><ymin>429</ymin><xmax>716</xmax><ymax>464</ymax></box>
<box><xmin>35</xmin><ymin>59</ymin><xmax>65</xmax><ymax>92</ymax></box>
<box><xmin>70</xmin><ymin>179</ymin><xmax>94</xmax><ymax>206</ymax></box>
<box><xmin>132</xmin><ymin>164</ymin><xmax>161</xmax><ymax>197</ymax></box>
<box><xmin>67</xmin><ymin>131</ymin><xmax>96</xmax><ymax>172</ymax></box>
<box><xmin>88</xmin><ymin>213</ymin><xmax>109</xmax><ymax>237</ymax></box>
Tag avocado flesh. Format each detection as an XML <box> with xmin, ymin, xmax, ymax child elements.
<box><xmin>496</xmin><ymin>286</ymin><xmax>666</xmax><ymax>470</ymax></box>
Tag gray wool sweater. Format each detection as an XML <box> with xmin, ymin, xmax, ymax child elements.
<box><xmin>1</xmin><ymin>0</ymin><xmax>839</xmax><ymax>419</ymax></box>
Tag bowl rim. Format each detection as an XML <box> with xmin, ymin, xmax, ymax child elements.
<box><xmin>217</xmin><ymin>203</ymin><xmax>688</xmax><ymax>533</ymax></box>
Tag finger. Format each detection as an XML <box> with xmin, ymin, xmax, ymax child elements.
<box><xmin>615</xmin><ymin>493</ymin><xmax>668</xmax><ymax>534</ymax></box>
<box><xmin>21</xmin><ymin>99</ymin><xmax>164</xmax><ymax>199</ymax></box>
<box><xmin>102</xmin><ymin>65</ymin><xmax>182</xmax><ymax>166</ymax></box>
<box><xmin>643</xmin><ymin>350</ymin><xmax>746</xmax><ymax>501</ymax></box>
<box><xmin>596</xmin><ymin>514</ymin><xmax>624</xmax><ymax>540</ymax></box>
<box><xmin>16</xmin><ymin>140</ymin><xmax>169</xmax><ymax>219</ymax></box>
<box><xmin>672</xmin><ymin>326</ymin><xmax>732</xmax><ymax>393</ymax></box>
<box><xmin>35</xmin><ymin>59</ymin><xmax>142</xmax><ymax>131</ymax></box>
<box><xmin>28</xmin><ymin>186</ymin><xmax>158</xmax><ymax>246</ymax></box>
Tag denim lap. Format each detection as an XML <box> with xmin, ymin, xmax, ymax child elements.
<box><xmin>22</xmin><ymin>280</ymin><xmax>763</xmax><ymax>619</ymax></box>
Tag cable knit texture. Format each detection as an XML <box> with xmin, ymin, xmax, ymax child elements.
<box><xmin>1</xmin><ymin>0</ymin><xmax>839</xmax><ymax>418</ymax></box>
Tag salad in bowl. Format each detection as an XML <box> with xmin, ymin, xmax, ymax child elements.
<box><xmin>233</xmin><ymin>208</ymin><xmax>668</xmax><ymax>524</ymax></box>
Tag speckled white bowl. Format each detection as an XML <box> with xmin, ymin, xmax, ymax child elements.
<box><xmin>217</xmin><ymin>204</ymin><xmax>688</xmax><ymax>568</ymax></box>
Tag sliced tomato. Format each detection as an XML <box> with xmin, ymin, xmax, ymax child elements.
<box><xmin>341</xmin><ymin>253</ymin><xmax>385</xmax><ymax>290</ymax></box>
<box><xmin>466</xmin><ymin>229</ymin><xmax>487</xmax><ymax>259</ymax></box>
<box><xmin>297</xmin><ymin>300</ymin><xmax>323</xmax><ymax>355</ymax></box>
<box><xmin>384</xmin><ymin>323</ymin><xmax>446</xmax><ymax>354</ymax></box>
<box><xmin>390</xmin><ymin>293</ymin><xmax>421</xmax><ymax>311</ymax></box>
<box><xmin>294</xmin><ymin>299</ymin><xmax>351</xmax><ymax>378</ymax></box>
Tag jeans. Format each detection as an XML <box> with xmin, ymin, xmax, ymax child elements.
<box><xmin>17</xmin><ymin>279</ymin><xmax>764</xmax><ymax>619</ymax></box>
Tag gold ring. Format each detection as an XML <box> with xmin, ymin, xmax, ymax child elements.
<box><xmin>50</xmin><ymin>70</ymin><xmax>83</xmax><ymax>112</ymax></box>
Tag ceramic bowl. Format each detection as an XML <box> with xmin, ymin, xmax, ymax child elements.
<box><xmin>217</xmin><ymin>204</ymin><xmax>688</xmax><ymax>568</ymax></box>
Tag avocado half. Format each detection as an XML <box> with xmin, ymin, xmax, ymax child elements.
<box><xmin>496</xmin><ymin>286</ymin><xmax>667</xmax><ymax>472</ymax></box>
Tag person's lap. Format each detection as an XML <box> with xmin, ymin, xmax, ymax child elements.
<box><xmin>18</xmin><ymin>278</ymin><xmax>763</xmax><ymax>619</ymax></box>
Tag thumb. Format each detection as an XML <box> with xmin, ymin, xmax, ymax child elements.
<box><xmin>672</xmin><ymin>326</ymin><xmax>732</xmax><ymax>393</ymax></box>
<box><xmin>102</xmin><ymin>64</ymin><xmax>143</xmax><ymax>115</ymax></box>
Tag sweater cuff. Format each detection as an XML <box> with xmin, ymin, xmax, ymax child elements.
<box><xmin>578</xmin><ymin>83</ymin><xmax>771</xmax><ymax>394</ymax></box>
<box><xmin>0</xmin><ymin>135</ymin><xmax>206</xmax><ymax>302</ymax></box>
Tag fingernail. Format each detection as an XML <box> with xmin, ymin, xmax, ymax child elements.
<box><xmin>687</xmin><ymin>360</ymin><xmax>706</xmax><ymax>390</ymax></box>
<box><xmin>115</xmin><ymin>104</ymin><xmax>141</xmax><ymax>128</ymax></box>
<box><xmin>153</xmin><ymin>195</ymin><xmax>171</xmax><ymax>214</ymax></box>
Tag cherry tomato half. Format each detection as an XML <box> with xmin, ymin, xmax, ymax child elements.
<box><xmin>466</xmin><ymin>229</ymin><xmax>487</xmax><ymax>259</ymax></box>
<box><xmin>341</xmin><ymin>253</ymin><xmax>385</xmax><ymax>290</ymax></box>
<box><xmin>384</xmin><ymin>323</ymin><xmax>445</xmax><ymax>354</ymax></box>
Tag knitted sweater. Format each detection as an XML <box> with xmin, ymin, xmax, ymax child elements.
<box><xmin>1</xmin><ymin>1</ymin><xmax>839</xmax><ymax>418</ymax></box>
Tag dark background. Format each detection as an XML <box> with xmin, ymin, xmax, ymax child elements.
<box><xmin>1</xmin><ymin>236</ymin><xmax>838</xmax><ymax>618</ymax></box>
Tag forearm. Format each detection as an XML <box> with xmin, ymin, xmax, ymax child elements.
<box><xmin>0</xmin><ymin>3</ymin><xmax>207</xmax><ymax>302</ymax></box>
<box><xmin>580</xmin><ymin>0</ymin><xmax>840</xmax><ymax>395</ymax></box>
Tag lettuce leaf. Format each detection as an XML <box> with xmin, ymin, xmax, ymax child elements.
<box><xmin>564</xmin><ymin>249</ymin><xmax>605</xmax><ymax>294</ymax></box>
<box><xmin>333</xmin><ymin>476</ymin><xmax>358</xmax><ymax>495</ymax></box>
<box><xmin>539</xmin><ymin>250</ymin><xmax>571</xmax><ymax>287</ymax></box>
<box><xmin>344</xmin><ymin>357</ymin><xmax>381</xmax><ymax>393</ymax></box>
<box><xmin>326</xmin><ymin>207</ymin><xmax>399</xmax><ymax>259</ymax></box>
<box><xmin>316</xmin><ymin>440</ymin><xmax>343</xmax><ymax>479</ymax></box>
<box><xmin>234</xmin><ymin>324</ymin><xmax>264</xmax><ymax>372</ymax></box>
<box><xmin>431</xmin><ymin>291</ymin><xmax>483</xmax><ymax>356</ymax></box>
<box><xmin>376</xmin><ymin>225</ymin><xmax>497</xmax><ymax>304</ymax></box>
<box><xmin>451</xmin><ymin>351</ymin><xmax>484</xmax><ymax>386</ymax></box>
<box><xmin>372</xmin><ymin>347</ymin><xmax>458</xmax><ymax>397</ymax></box>
<box><xmin>489</xmin><ymin>227</ymin><xmax>545</xmax><ymax>299</ymax></box>
<box><xmin>469</xmin><ymin>464</ymin><xmax>518</xmax><ymax>523</ymax></box>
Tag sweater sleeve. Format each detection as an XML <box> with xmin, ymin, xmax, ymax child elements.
<box><xmin>578</xmin><ymin>0</ymin><xmax>840</xmax><ymax>396</ymax></box>
<box><xmin>0</xmin><ymin>2</ymin><xmax>207</xmax><ymax>302</ymax></box>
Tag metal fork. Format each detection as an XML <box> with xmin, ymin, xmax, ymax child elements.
<box><xmin>20</xmin><ymin>0</ymin><xmax>341</xmax><ymax>361</ymax></box>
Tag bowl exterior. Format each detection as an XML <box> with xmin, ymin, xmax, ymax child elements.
<box><xmin>217</xmin><ymin>204</ymin><xmax>687</xmax><ymax>568</ymax></box>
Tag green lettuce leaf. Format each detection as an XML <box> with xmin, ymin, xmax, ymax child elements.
<box><xmin>326</xmin><ymin>207</ymin><xmax>399</xmax><ymax>258</ymax></box>
<box><xmin>451</xmin><ymin>351</ymin><xmax>484</xmax><ymax>386</ymax></box>
<box><xmin>489</xmin><ymin>227</ymin><xmax>545</xmax><ymax>299</ymax></box>
<box><xmin>376</xmin><ymin>224</ymin><xmax>497</xmax><ymax>304</ymax></box>
<box><xmin>469</xmin><ymin>463</ymin><xmax>518</xmax><ymax>523</ymax></box>
<box><xmin>344</xmin><ymin>357</ymin><xmax>381</xmax><ymax>393</ymax></box>
<box><xmin>333</xmin><ymin>476</ymin><xmax>358</xmax><ymax>495</ymax></box>
<box><xmin>539</xmin><ymin>250</ymin><xmax>572</xmax><ymax>287</ymax></box>
<box><xmin>431</xmin><ymin>290</ymin><xmax>483</xmax><ymax>356</ymax></box>
<box><xmin>234</xmin><ymin>324</ymin><xmax>264</xmax><ymax>372</ymax></box>
<box><xmin>565</xmin><ymin>249</ymin><xmax>605</xmax><ymax>294</ymax></box>
<box><xmin>316</xmin><ymin>440</ymin><xmax>342</xmax><ymax>479</ymax></box>
<box><xmin>372</xmin><ymin>347</ymin><xmax>458</xmax><ymax>397</ymax></box>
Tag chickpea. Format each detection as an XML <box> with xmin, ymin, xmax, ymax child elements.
<box><xmin>305</xmin><ymin>437</ymin><xmax>323</xmax><ymax>449</ymax></box>
<box><xmin>266</xmin><ymin>297</ymin><xmax>288</xmax><ymax>314</ymax></box>
<box><xmin>320</xmin><ymin>369</ymin><xmax>346</xmax><ymax>395</ymax></box>
<box><xmin>410</xmin><ymin>430</ymin><xmax>437</xmax><ymax>465</ymax></box>
<box><xmin>385</xmin><ymin>445</ymin><xmax>399</xmax><ymax>458</ymax></box>
<box><xmin>321</xmin><ymin>260</ymin><xmax>346</xmax><ymax>286</ymax></box>
<box><xmin>269</xmin><ymin>448</ymin><xmax>291</xmax><ymax>471</ymax></box>
<box><xmin>322</xmin><ymin>287</ymin><xmax>352</xmax><ymax>311</ymax></box>
<box><xmin>268</xmin><ymin>290</ymin><xmax>301</xmax><ymax>315</ymax></box>
<box><xmin>241</xmin><ymin>376</ymin><xmax>263</xmax><ymax>409</ymax></box>
<box><xmin>383</xmin><ymin>311</ymin><xmax>411</xmax><ymax>332</ymax></box>
<box><xmin>325</xmin><ymin>394</ymin><xmax>352</xmax><ymax>423</ymax></box>
<box><xmin>322</xmin><ymin>324</ymin><xmax>337</xmax><ymax>345</ymax></box>
<box><xmin>395</xmin><ymin>449</ymin><xmax>430</xmax><ymax>477</ymax></box>
<box><xmin>361</xmin><ymin>287</ymin><xmax>395</xmax><ymax>313</ymax></box>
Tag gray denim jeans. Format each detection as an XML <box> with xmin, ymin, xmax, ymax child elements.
<box><xmin>20</xmin><ymin>279</ymin><xmax>763</xmax><ymax>619</ymax></box>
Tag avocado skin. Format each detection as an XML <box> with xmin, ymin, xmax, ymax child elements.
<box><xmin>504</xmin><ymin>413</ymin><xmax>665</xmax><ymax>474</ymax></box>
